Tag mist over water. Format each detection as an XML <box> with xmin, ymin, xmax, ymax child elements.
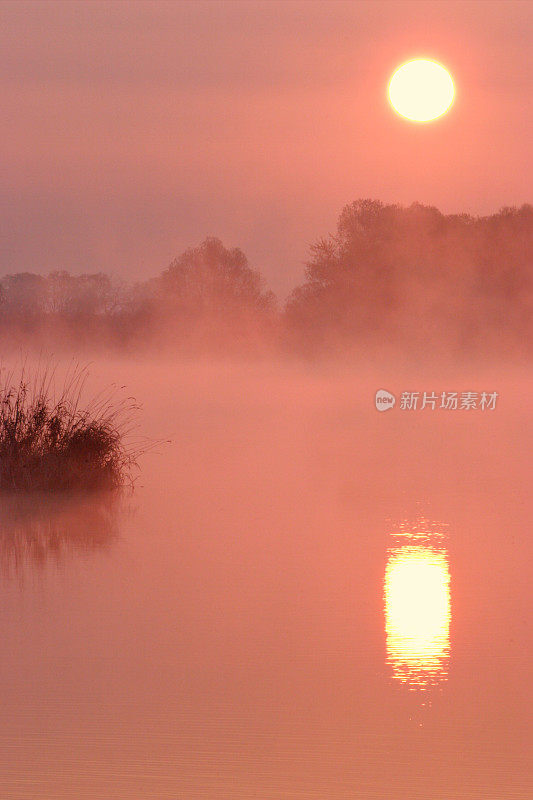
<box><xmin>1</xmin><ymin>201</ymin><xmax>533</xmax><ymax>362</ymax></box>
<box><xmin>0</xmin><ymin>354</ymin><xmax>531</xmax><ymax>799</ymax></box>
<box><xmin>0</xmin><ymin>152</ymin><xmax>531</xmax><ymax>800</ymax></box>
<box><xmin>1</xmin><ymin>0</ymin><xmax>532</xmax><ymax>792</ymax></box>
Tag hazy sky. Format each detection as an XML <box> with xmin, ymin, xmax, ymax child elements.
<box><xmin>1</xmin><ymin>0</ymin><xmax>532</xmax><ymax>296</ymax></box>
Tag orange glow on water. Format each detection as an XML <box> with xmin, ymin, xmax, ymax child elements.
<box><xmin>384</xmin><ymin>524</ymin><xmax>451</xmax><ymax>690</ymax></box>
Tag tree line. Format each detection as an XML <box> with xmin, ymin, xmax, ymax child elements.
<box><xmin>1</xmin><ymin>200</ymin><xmax>532</xmax><ymax>356</ymax></box>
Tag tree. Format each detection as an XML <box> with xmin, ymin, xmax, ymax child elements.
<box><xmin>147</xmin><ymin>238</ymin><xmax>277</xmax><ymax>348</ymax></box>
<box><xmin>285</xmin><ymin>199</ymin><xmax>533</xmax><ymax>354</ymax></box>
<box><xmin>157</xmin><ymin>237</ymin><xmax>274</xmax><ymax>313</ymax></box>
<box><xmin>0</xmin><ymin>273</ymin><xmax>48</xmax><ymax>315</ymax></box>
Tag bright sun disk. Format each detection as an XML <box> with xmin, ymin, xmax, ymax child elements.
<box><xmin>388</xmin><ymin>59</ymin><xmax>455</xmax><ymax>122</ymax></box>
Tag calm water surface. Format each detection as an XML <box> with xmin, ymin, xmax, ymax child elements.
<box><xmin>0</xmin><ymin>359</ymin><xmax>531</xmax><ymax>799</ymax></box>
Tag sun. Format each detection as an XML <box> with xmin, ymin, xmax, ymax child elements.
<box><xmin>388</xmin><ymin>59</ymin><xmax>455</xmax><ymax>122</ymax></box>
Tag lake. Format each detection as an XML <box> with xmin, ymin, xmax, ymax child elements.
<box><xmin>0</xmin><ymin>357</ymin><xmax>531</xmax><ymax>799</ymax></box>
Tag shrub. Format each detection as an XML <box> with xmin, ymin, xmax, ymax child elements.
<box><xmin>0</xmin><ymin>363</ymin><xmax>141</xmax><ymax>492</ymax></box>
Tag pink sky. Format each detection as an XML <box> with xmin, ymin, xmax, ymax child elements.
<box><xmin>1</xmin><ymin>0</ymin><xmax>532</xmax><ymax>296</ymax></box>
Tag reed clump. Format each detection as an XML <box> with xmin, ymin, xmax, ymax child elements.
<box><xmin>0</xmin><ymin>363</ymin><xmax>141</xmax><ymax>492</ymax></box>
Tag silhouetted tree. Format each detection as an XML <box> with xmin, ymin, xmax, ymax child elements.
<box><xmin>0</xmin><ymin>208</ymin><xmax>531</xmax><ymax>357</ymax></box>
<box><xmin>285</xmin><ymin>199</ymin><xmax>533</xmax><ymax>355</ymax></box>
<box><xmin>0</xmin><ymin>272</ymin><xmax>48</xmax><ymax>315</ymax></box>
<box><xmin>147</xmin><ymin>237</ymin><xmax>277</xmax><ymax>349</ymax></box>
<box><xmin>47</xmin><ymin>271</ymin><xmax>121</xmax><ymax>316</ymax></box>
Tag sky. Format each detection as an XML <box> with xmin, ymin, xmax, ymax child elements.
<box><xmin>1</xmin><ymin>0</ymin><xmax>532</xmax><ymax>297</ymax></box>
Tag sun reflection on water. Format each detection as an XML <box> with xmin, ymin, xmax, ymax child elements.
<box><xmin>384</xmin><ymin>518</ymin><xmax>451</xmax><ymax>691</ymax></box>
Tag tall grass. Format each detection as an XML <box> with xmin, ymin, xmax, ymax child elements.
<box><xmin>0</xmin><ymin>362</ymin><xmax>142</xmax><ymax>492</ymax></box>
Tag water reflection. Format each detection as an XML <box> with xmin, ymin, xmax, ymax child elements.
<box><xmin>0</xmin><ymin>493</ymin><xmax>119</xmax><ymax>576</ymax></box>
<box><xmin>384</xmin><ymin>516</ymin><xmax>451</xmax><ymax>691</ymax></box>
